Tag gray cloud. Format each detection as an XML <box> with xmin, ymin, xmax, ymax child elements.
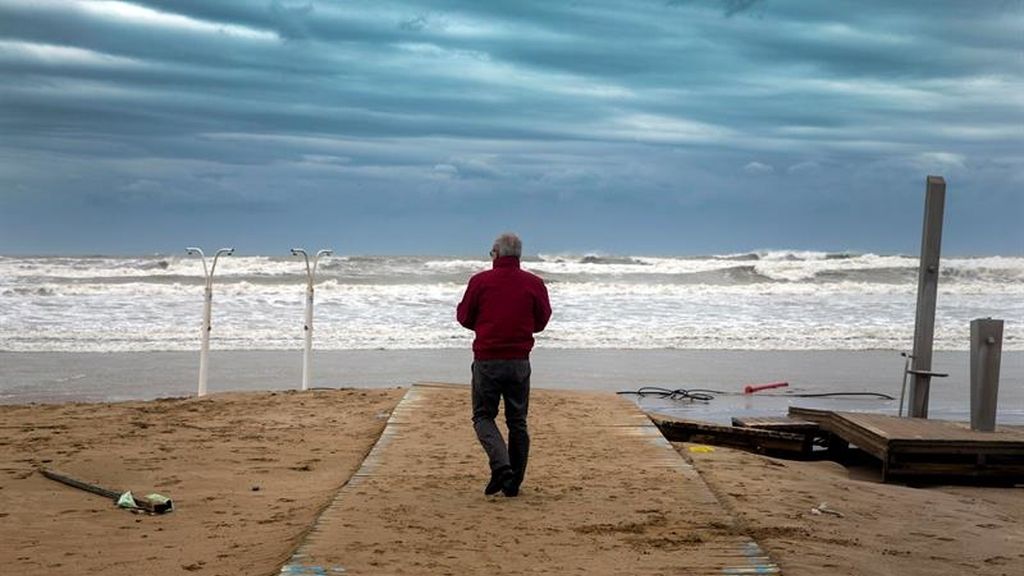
<box><xmin>270</xmin><ymin>0</ymin><xmax>315</xmax><ymax>40</ymax></box>
<box><xmin>722</xmin><ymin>0</ymin><xmax>765</xmax><ymax>16</ymax></box>
<box><xmin>666</xmin><ymin>0</ymin><xmax>766</xmax><ymax>17</ymax></box>
<box><xmin>399</xmin><ymin>14</ymin><xmax>429</xmax><ymax>32</ymax></box>
<box><xmin>0</xmin><ymin>0</ymin><xmax>1021</xmax><ymax>254</ymax></box>
<box><xmin>743</xmin><ymin>161</ymin><xmax>774</xmax><ymax>175</ymax></box>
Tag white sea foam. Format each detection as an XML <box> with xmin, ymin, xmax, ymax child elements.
<box><xmin>0</xmin><ymin>254</ymin><xmax>1021</xmax><ymax>352</ymax></box>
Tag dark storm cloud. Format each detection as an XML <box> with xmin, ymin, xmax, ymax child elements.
<box><xmin>667</xmin><ymin>0</ymin><xmax>766</xmax><ymax>17</ymax></box>
<box><xmin>0</xmin><ymin>0</ymin><xmax>1021</xmax><ymax>254</ymax></box>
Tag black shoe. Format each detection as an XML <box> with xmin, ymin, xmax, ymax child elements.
<box><xmin>501</xmin><ymin>473</ymin><xmax>520</xmax><ymax>498</ymax></box>
<box><xmin>484</xmin><ymin>466</ymin><xmax>513</xmax><ymax>496</ymax></box>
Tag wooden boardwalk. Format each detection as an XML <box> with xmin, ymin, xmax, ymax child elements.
<box><xmin>279</xmin><ymin>383</ymin><xmax>781</xmax><ymax>575</ymax></box>
<box><xmin>790</xmin><ymin>407</ymin><xmax>1024</xmax><ymax>483</ymax></box>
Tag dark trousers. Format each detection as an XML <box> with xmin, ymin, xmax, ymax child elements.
<box><xmin>471</xmin><ymin>360</ymin><xmax>531</xmax><ymax>485</ymax></box>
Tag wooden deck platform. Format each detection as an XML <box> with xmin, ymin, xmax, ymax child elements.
<box><xmin>789</xmin><ymin>407</ymin><xmax>1024</xmax><ymax>483</ymax></box>
<box><xmin>279</xmin><ymin>383</ymin><xmax>783</xmax><ymax>575</ymax></box>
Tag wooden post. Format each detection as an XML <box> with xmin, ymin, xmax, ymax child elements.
<box><xmin>970</xmin><ymin>318</ymin><xmax>1003</xmax><ymax>432</ymax></box>
<box><xmin>908</xmin><ymin>176</ymin><xmax>945</xmax><ymax>418</ymax></box>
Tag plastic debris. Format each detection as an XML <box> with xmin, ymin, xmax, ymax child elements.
<box><xmin>144</xmin><ymin>493</ymin><xmax>174</xmax><ymax>512</ymax></box>
<box><xmin>811</xmin><ymin>502</ymin><xmax>844</xmax><ymax>517</ymax></box>
<box><xmin>687</xmin><ymin>445</ymin><xmax>716</xmax><ymax>453</ymax></box>
<box><xmin>116</xmin><ymin>491</ymin><xmax>137</xmax><ymax>509</ymax></box>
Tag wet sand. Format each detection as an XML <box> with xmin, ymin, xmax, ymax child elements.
<box><xmin>3</xmin><ymin>349</ymin><xmax>1022</xmax><ymax>425</ymax></box>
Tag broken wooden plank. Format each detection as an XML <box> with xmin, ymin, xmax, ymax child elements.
<box><xmin>731</xmin><ymin>416</ymin><xmax>820</xmax><ymax>434</ymax></box>
<box><xmin>652</xmin><ymin>417</ymin><xmax>811</xmax><ymax>456</ymax></box>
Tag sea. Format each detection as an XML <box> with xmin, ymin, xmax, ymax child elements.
<box><xmin>1</xmin><ymin>251</ymin><xmax>1022</xmax><ymax>422</ymax></box>
<box><xmin>2</xmin><ymin>251</ymin><xmax>1021</xmax><ymax>352</ymax></box>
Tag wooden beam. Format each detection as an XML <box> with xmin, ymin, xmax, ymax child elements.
<box><xmin>653</xmin><ymin>417</ymin><xmax>811</xmax><ymax>456</ymax></box>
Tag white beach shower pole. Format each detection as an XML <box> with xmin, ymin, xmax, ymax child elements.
<box><xmin>291</xmin><ymin>248</ymin><xmax>332</xmax><ymax>391</ymax></box>
<box><xmin>186</xmin><ymin>247</ymin><xmax>234</xmax><ymax>397</ymax></box>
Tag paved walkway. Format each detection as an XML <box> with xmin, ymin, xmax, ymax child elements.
<box><xmin>280</xmin><ymin>383</ymin><xmax>780</xmax><ymax>575</ymax></box>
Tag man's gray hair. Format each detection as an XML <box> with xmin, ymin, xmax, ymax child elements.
<box><xmin>493</xmin><ymin>232</ymin><xmax>522</xmax><ymax>257</ymax></box>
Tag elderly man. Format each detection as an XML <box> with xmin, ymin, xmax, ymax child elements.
<box><xmin>457</xmin><ymin>232</ymin><xmax>552</xmax><ymax>497</ymax></box>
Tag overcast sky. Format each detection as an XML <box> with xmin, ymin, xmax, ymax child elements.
<box><xmin>1</xmin><ymin>0</ymin><xmax>1021</xmax><ymax>256</ymax></box>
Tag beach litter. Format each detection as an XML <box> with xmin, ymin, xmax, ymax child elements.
<box><xmin>810</xmin><ymin>502</ymin><xmax>844</xmax><ymax>518</ymax></box>
<box><xmin>39</xmin><ymin>468</ymin><xmax>174</xmax><ymax>514</ymax></box>
<box><xmin>743</xmin><ymin>381</ymin><xmax>789</xmax><ymax>394</ymax></box>
<box><xmin>616</xmin><ymin>386</ymin><xmax>718</xmax><ymax>402</ymax></box>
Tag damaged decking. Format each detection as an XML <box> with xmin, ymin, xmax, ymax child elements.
<box><xmin>279</xmin><ymin>383</ymin><xmax>782</xmax><ymax>575</ymax></box>
<box><xmin>652</xmin><ymin>407</ymin><xmax>1024</xmax><ymax>484</ymax></box>
<box><xmin>790</xmin><ymin>407</ymin><xmax>1024</xmax><ymax>483</ymax></box>
<box><xmin>652</xmin><ymin>416</ymin><xmax>815</xmax><ymax>457</ymax></box>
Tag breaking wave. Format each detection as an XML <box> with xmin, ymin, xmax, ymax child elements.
<box><xmin>1</xmin><ymin>252</ymin><xmax>1021</xmax><ymax>352</ymax></box>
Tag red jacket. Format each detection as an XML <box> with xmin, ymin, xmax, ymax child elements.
<box><xmin>457</xmin><ymin>256</ymin><xmax>552</xmax><ymax>360</ymax></box>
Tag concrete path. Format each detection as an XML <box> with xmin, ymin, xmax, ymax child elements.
<box><xmin>280</xmin><ymin>383</ymin><xmax>780</xmax><ymax>575</ymax></box>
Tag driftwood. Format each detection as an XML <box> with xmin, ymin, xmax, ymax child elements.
<box><xmin>39</xmin><ymin>468</ymin><xmax>174</xmax><ymax>514</ymax></box>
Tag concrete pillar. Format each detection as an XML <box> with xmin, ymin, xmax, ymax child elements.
<box><xmin>970</xmin><ymin>318</ymin><xmax>1004</xmax><ymax>432</ymax></box>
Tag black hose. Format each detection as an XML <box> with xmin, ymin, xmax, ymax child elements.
<box><xmin>616</xmin><ymin>386</ymin><xmax>719</xmax><ymax>402</ymax></box>
<box><xmin>616</xmin><ymin>388</ymin><xmax>895</xmax><ymax>402</ymax></box>
<box><xmin>769</xmin><ymin>391</ymin><xmax>895</xmax><ymax>400</ymax></box>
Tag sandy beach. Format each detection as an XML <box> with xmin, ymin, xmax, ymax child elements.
<box><xmin>0</xmin><ymin>389</ymin><xmax>404</xmax><ymax>575</ymax></box>
<box><xmin>682</xmin><ymin>442</ymin><xmax>1024</xmax><ymax>575</ymax></box>
<box><xmin>2</xmin><ymin>387</ymin><xmax>1021</xmax><ymax>575</ymax></box>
